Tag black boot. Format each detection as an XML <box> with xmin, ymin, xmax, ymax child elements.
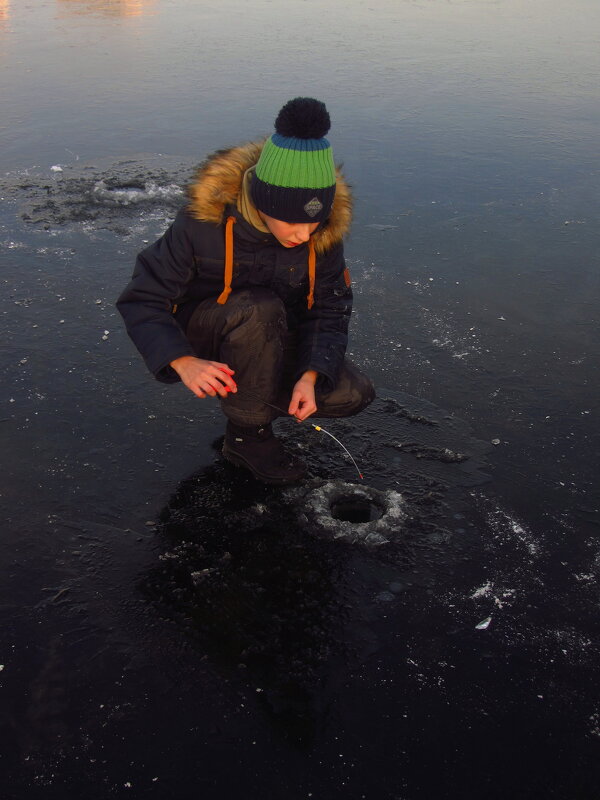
<box><xmin>222</xmin><ymin>422</ymin><xmax>306</xmax><ymax>485</ymax></box>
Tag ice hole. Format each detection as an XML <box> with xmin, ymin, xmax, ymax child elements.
<box><xmin>330</xmin><ymin>495</ymin><xmax>384</xmax><ymax>524</ymax></box>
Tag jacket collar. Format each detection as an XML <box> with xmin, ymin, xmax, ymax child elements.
<box><xmin>187</xmin><ymin>140</ymin><xmax>353</xmax><ymax>256</ymax></box>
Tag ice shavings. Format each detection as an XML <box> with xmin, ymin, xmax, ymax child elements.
<box><xmin>1</xmin><ymin>154</ymin><xmax>192</xmax><ymax>236</ymax></box>
<box><xmin>573</xmin><ymin>573</ymin><xmax>595</xmax><ymax>583</ymax></box>
<box><xmin>571</xmin><ymin>540</ymin><xmax>600</xmax><ymax>589</ymax></box>
<box><xmin>420</xmin><ymin>307</ymin><xmax>484</xmax><ymax>360</ymax></box>
<box><xmin>469</xmin><ymin>581</ymin><xmax>516</xmax><ymax>608</ymax></box>
<box><xmin>484</xmin><ymin>503</ymin><xmax>541</xmax><ymax>559</ymax></box>
<box><xmin>405</xmin><ymin>656</ymin><xmax>447</xmax><ymax>691</ymax></box>
<box><xmin>470</xmin><ymin>581</ymin><xmax>493</xmax><ymax>599</ymax></box>
<box><xmin>406</xmin><ymin>278</ymin><xmax>432</xmax><ymax>295</ymax></box>
<box><xmin>292</xmin><ymin>479</ymin><xmax>406</xmax><ymax>546</ymax></box>
<box><xmin>92</xmin><ymin>179</ymin><xmax>183</xmax><ymax>206</ymax></box>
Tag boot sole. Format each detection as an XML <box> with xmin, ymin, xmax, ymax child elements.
<box><xmin>222</xmin><ymin>443</ymin><xmax>306</xmax><ymax>486</ymax></box>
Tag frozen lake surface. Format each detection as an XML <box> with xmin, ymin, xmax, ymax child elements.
<box><xmin>1</xmin><ymin>1</ymin><xmax>599</xmax><ymax>797</ymax></box>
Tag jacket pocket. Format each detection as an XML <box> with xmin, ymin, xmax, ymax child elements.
<box><xmin>287</xmin><ymin>263</ymin><xmax>307</xmax><ymax>289</ymax></box>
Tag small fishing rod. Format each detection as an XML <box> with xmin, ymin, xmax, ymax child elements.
<box><xmin>226</xmin><ymin>385</ymin><xmax>363</xmax><ymax>480</ymax></box>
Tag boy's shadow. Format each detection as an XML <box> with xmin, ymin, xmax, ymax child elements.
<box><xmin>141</xmin><ymin>448</ymin><xmax>353</xmax><ymax>746</ymax></box>
<box><xmin>141</xmin><ymin>392</ymin><xmax>490</xmax><ymax>744</ymax></box>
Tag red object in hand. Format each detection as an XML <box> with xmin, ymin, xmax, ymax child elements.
<box><xmin>218</xmin><ymin>367</ymin><xmax>236</xmax><ymax>393</ymax></box>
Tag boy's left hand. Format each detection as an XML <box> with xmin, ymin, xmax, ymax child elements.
<box><xmin>289</xmin><ymin>370</ymin><xmax>318</xmax><ymax>421</ymax></box>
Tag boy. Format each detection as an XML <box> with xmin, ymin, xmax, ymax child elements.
<box><xmin>117</xmin><ymin>97</ymin><xmax>374</xmax><ymax>484</ymax></box>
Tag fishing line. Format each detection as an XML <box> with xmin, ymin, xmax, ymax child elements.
<box><xmin>227</xmin><ymin>385</ymin><xmax>363</xmax><ymax>479</ymax></box>
<box><xmin>308</xmin><ymin>425</ymin><xmax>363</xmax><ymax>480</ymax></box>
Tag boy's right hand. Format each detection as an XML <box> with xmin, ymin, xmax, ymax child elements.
<box><xmin>169</xmin><ymin>356</ymin><xmax>237</xmax><ymax>399</ymax></box>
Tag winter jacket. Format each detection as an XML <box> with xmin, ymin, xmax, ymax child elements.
<box><xmin>116</xmin><ymin>140</ymin><xmax>354</xmax><ymax>392</ymax></box>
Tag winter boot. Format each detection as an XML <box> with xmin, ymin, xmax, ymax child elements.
<box><xmin>222</xmin><ymin>421</ymin><xmax>306</xmax><ymax>485</ymax></box>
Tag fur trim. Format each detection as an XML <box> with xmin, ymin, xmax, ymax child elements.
<box><xmin>187</xmin><ymin>140</ymin><xmax>352</xmax><ymax>255</ymax></box>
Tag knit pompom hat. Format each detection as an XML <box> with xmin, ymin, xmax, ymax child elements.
<box><xmin>251</xmin><ymin>97</ymin><xmax>336</xmax><ymax>224</ymax></box>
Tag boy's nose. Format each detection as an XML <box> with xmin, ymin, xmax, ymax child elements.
<box><xmin>292</xmin><ymin>225</ymin><xmax>312</xmax><ymax>243</ymax></box>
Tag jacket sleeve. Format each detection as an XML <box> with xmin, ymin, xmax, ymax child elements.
<box><xmin>116</xmin><ymin>208</ymin><xmax>197</xmax><ymax>383</ymax></box>
<box><xmin>294</xmin><ymin>241</ymin><xmax>353</xmax><ymax>393</ymax></box>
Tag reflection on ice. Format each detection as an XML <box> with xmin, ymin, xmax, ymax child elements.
<box><xmin>56</xmin><ymin>0</ymin><xmax>156</xmax><ymax>18</ymax></box>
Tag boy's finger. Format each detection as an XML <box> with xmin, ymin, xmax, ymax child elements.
<box><xmin>221</xmin><ymin>377</ymin><xmax>237</xmax><ymax>393</ymax></box>
<box><xmin>217</xmin><ymin>366</ymin><xmax>237</xmax><ymax>392</ymax></box>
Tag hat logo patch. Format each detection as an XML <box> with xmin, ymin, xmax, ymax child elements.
<box><xmin>304</xmin><ymin>197</ymin><xmax>323</xmax><ymax>218</ymax></box>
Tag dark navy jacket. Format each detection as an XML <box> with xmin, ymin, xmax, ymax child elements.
<box><xmin>116</xmin><ymin>141</ymin><xmax>354</xmax><ymax>392</ymax></box>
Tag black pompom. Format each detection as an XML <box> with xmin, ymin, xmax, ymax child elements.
<box><xmin>275</xmin><ymin>97</ymin><xmax>331</xmax><ymax>139</ymax></box>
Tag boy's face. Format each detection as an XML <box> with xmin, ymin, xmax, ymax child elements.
<box><xmin>259</xmin><ymin>212</ymin><xmax>319</xmax><ymax>248</ymax></box>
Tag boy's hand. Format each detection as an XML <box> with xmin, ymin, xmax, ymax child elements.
<box><xmin>170</xmin><ymin>356</ymin><xmax>236</xmax><ymax>399</ymax></box>
<box><xmin>288</xmin><ymin>370</ymin><xmax>318</xmax><ymax>421</ymax></box>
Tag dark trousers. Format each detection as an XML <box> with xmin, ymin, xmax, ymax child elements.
<box><xmin>185</xmin><ymin>288</ymin><xmax>375</xmax><ymax>426</ymax></box>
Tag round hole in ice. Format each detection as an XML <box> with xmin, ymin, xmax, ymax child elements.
<box><xmin>330</xmin><ymin>495</ymin><xmax>384</xmax><ymax>524</ymax></box>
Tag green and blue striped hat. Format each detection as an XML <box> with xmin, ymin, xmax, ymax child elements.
<box><xmin>251</xmin><ymin>98</ymin><xmax>336</xmax><ymax>223</ymax></box>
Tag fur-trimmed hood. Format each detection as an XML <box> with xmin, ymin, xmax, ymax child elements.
<box><xmin>187</xmin><ymin>140</ymin><xmax>353</xmax><ymax>255</ymax></box>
